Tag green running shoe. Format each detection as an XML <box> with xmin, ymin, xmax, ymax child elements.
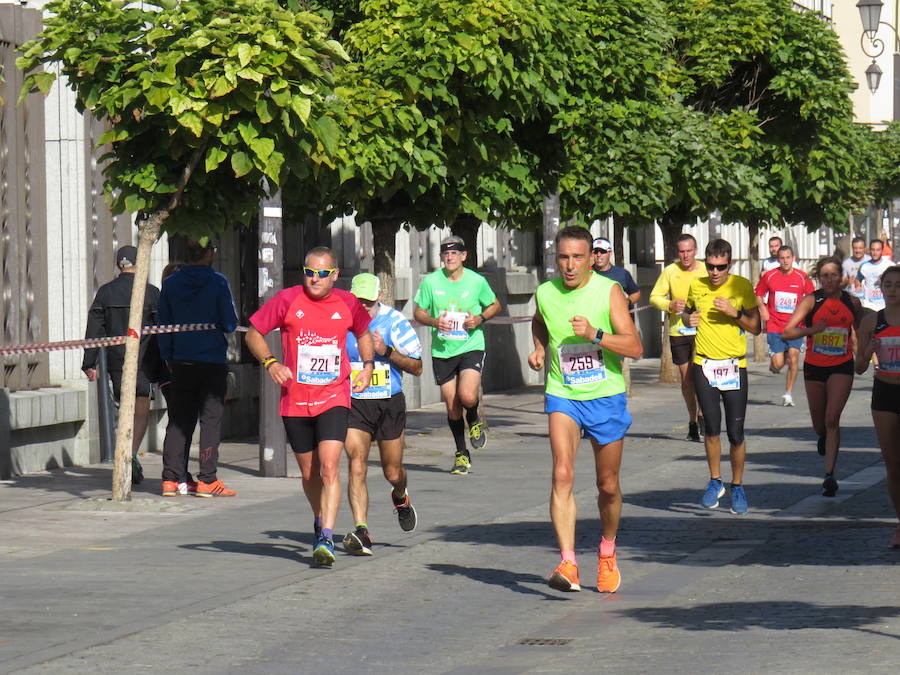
<box><xmin>450</xmin><ymin>453</ymin><xmax>471</xmax><ymax>475</ymax></box>
<box><xmin>468</xmin><ymin>420</ymin><xmax>487</xmax><ymax>450</ymax></box>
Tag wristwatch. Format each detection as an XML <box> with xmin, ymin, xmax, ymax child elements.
<box><xmin>592</xmin><ymin>328</ymin><xmax>604</xmax><ymax>344</ymax></box>
<box><xmin>383</xmin><ymin>346</ymin><xmax>394</xmax><ymax>360</ymax></box>
<box><xmin>735</xmin><ymin>308</ymin><xmax>744</xmax><ymax>320</ymax></box>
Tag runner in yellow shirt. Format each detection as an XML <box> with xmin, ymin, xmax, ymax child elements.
<box><xmin>682</xmin><ymin>239</ymin><xmax>761</xmax><ymax>515</ymax></box>
<box><xmin>649</xmin><ymin>233</ymin><xmax>707</xmax><ymax>441</ymax></box>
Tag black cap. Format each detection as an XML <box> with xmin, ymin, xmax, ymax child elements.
<box><xmin>116</xmin><ymin>245</ymin><xmax>137</xmax><ymax>269</ymax></box>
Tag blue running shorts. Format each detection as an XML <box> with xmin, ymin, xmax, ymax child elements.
<box><xmin>767</xmin><ymin>332</ymin><xmax>803</xmax><ymax>354</ymax></box>
<box><xmin>544</xmin><ymin>393</ymin><xmax>632</xmax><ymax>445</ymax></box>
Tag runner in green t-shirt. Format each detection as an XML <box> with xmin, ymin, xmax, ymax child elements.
<box><xmin>529</xmin><ymin>226</ymin><xmax>642</xmax><ymax>594</ymax></box>
<box><xmin>413</xmin><ymin>236</ymin><xmax>501</xmax><ymax>475</ymax></box>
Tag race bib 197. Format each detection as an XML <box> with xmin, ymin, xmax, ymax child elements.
<box><xmin>812</xmin><ymin>327</ymin><xmax>848</xmax><ymax>357</ymax></box>
<box><xmin>702</xmin><ymin>357</ymin><xmax>740</xmax><ymax>391</ymax></box>
<box><xmin>350</xmin><ymin>362</ymin><xmax>391</xmax><ymax>399</ymax></box>
<box><xmin>438</xmin><ymin>311</ymin><xmax>468</xmax><ymax>341</ymax></box>
<box><xmin>558</xmin><ymin>342</ymin><xmax>606</xmax><ymax>386</ymax></box>
<box><xmin>297</xmin><ymin>344</ymin><xmax>340</xmax><ymax>385</ymax></box>
<box><xmin>773</xmin><ymin>291</ymin><xmax>798</xmax><ymax>314</ymax></box>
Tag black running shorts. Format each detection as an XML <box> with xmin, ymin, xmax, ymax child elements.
<box><xmin>669</xmin><ymin>336</ymin><xmax>696</xmax><ymax>366</ymax></box>
<box><xmin>803</xmin><ymin>360</ymin><xmax>853</xmax><ymax>383</ymax></box>
<box><xmin>108</xmin><ymin>368</ymin><xmax>152</xmax><ymax>400</ymax></box>
<box><xmin>282</xmin><ymin>407</ymin><xmax>349</xmax><ymax>454</ymax></box>
<box><xmin>348</xmin><ymin>392</ymin><xmax>407</xmax><ymax>441</ymax></box>
<box><xmin>432</xmin><ymin>350</ymin><xmax>486</xmax><ymax>386</ymax></box>
<box><xmin>872</xmin><ymin>378</ymin><xmax>900</xmax><ymax>414</ymax></box>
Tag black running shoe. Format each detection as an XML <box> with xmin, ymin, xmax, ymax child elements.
<box><xmin>392</xmin><ymin>492</ymin><xmax>417</xmax><ymax>532</ymax></box>
<box><xmin>822</xmin><ymin>474</ymin><xmax>839</xmax><ymax>497</ymax></box>
<box><xmin>817</xmin><ymin>435</ymin><xmax>826</xmax><ymax>456</ymax></box>
<box><xmin>131</xmin><ymin>458</ymin><xmax>144</xmax><ymax>485</ymax></box>
<box><xmin>468</xmin><ymin>420</ymin><xmax>487</xmax><ymax>450</ymax></box>
<box><xmin>342</xmin><ymin>526</ymin><xmax>373</xmax><ymax>556</ymax></box>
<box><xmin>687</xmin><ymin>422</ymin><xmax>701</xmax><ymax>442</ymax></box>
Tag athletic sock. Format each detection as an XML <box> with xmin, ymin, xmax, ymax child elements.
<box><xmin>322</xmin><ymin>528</ymin><xmax>333</xmax><ymax>542</ymax></box>
<box><xmin>391</xmin><ymin>489</ymin><xmax>407</xmax><ymax>504</ymax></box>
<box><xmin>355</xmin><ymin>522</ymin><xmax>368</xmax><ymax>530</ymax></box>
<box><xmin>448</xmin><ymin>417</ymin><xmax>467</xmax><ymax>454</ymax></box>
<box><xmin>561</xmin><ymin>550</ymin><xmax>576</xmax><ymax>564</ymax></box>
<box><xmin>599</xmin><ymin>536</ymin><xmax>616</xmax><ymax>557</ymax></box>
<box><xmin>465</xmin><ymin>404</ymin><xmax>480</xmax><ymax>426</ymax></box>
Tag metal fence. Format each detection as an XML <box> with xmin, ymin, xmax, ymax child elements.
<box><xmin>1</xmin><ymin>5</ymin><xmax>49</xmax><ymax>392</ymax></box>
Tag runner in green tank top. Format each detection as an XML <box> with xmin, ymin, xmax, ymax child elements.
<box><xmin>529</xmin><ymin>226</ymin><xmax>643</xmax><ymax>595</ymax></box>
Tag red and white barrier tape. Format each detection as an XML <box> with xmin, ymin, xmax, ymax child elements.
<box><xmin>0</xmin><ymin>323</ymin><xmax>224</xmax><ymax>356</ymax></box>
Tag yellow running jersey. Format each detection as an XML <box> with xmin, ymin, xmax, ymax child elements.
<box><xmin>687</xmin><ymin>274</ymin><xmax>756</xmax><ymax>368</ymax></box>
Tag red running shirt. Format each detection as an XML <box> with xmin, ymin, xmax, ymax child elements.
<box><xmin>804</xmin><ymin>290</ymin><xmax>857</xmax><ymax>367</ymax></box>
<box><xmin>250</xmin><ymin>286</ymin><xmax>371</xmax><ymax>417</ymax></box>
<box><xmin>755</xmin><ymin>267</ymin><xmax>814</xmax><ymax>334</ymax></box>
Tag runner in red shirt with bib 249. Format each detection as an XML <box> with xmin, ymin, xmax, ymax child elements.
<box><xmin>245</xmin><ymin>246</ymin><xmax>375</xmax><ymax>568</ymax></box>
<box><xmin>755</xmin><ymin>245</ymin><xmax>814</xmax><ymax>406</ymax></box>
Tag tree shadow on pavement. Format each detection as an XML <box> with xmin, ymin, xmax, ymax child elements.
<box><xmin>622</xmin><ymin>601</ymin><xmax>900</xmax><ymax>639</ymax></box>
<box><xmin>427</xmin><ymin>563</ymin><xmax>566</xmax><ymax>602</ymax></box>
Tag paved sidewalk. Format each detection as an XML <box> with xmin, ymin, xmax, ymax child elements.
<box><xmin>1</xmin><ymin>358</ymin><xmax>897</xmax><ymax>674</ymax></box>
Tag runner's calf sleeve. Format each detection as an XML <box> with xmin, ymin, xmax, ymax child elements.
<box><xmin>464</xmin><ymin>404</ymin><xmax>479</xmax><ymax>426</ymax></box>
<box><xmin>448</xmin><ymin>417</ymin><xmax>467</xmax><ymax>455</ymax></box>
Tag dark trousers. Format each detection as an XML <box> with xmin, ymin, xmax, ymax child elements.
<box><xmin>162</xmin><ymin>363</ymin><xmax>228</xmax><ymax>483</ymax></box>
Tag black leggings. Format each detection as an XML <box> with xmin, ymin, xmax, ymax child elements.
<box><xmin>692</xmin><ymin>364</ymin><xmax>749</xmax><ymax>446</ymax></box>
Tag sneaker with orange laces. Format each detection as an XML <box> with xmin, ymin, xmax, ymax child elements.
<box><xmin>547</xmin><ymin>560</ymin><xmax>581</xmax><ymax>592</ymax></box>
<box><xmin>195</xmin><ymin>479</ymin><xmax>236</xmax><ymax>497</ymax></box>
<box><xmin>161</xmin><ymin>480</ymin><xmax>179</xmax><ymax>497</ymax></box>
<box><xmin>597</xmin><ymin>552</ymin><xmax>621</xmax><ymax>593</ymax></box>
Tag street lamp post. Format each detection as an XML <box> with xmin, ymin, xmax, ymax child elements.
<box><xmin>858</xmin><ymin>0</ymin><xmax>897</xmax><ymax>93</ymax></box>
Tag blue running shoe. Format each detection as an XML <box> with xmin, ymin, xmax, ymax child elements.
<box><xmin>700</xmin><ymin>478</ymin><xmax>725</xmax><ymax>509</ymax></box>
<box><xmin>313</xmin><ymin>536</ymin><xmax>335</xmax><ymax>567</ymax></box>
<box><xmin>730</xmin><ymin>484</ymin><xmax>749</xmax><ymax>515</ymax></box>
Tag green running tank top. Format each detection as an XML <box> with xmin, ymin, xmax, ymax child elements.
<box><xmin>536</xmin><ymin>273</ymin><xmax>626</xmax><ymax>400</ymax></box>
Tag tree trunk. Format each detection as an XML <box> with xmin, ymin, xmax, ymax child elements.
<box><xmin>372</xmin><ymin>215</ymin><xmax>399</xmax><ymax>308</ymax></box>
<box><xmin>451</xmin><ymin>212</ymin><xmax>480</xmax><ymax>269</ymax></box>
<box><xmin>657</xmin><ymin>210</ymin><xmax>685</xmax><ymax>383</ymax></box>
<box><xmin>541</xmin><ymin>192</ymin><xmax>560</xmax><ymax>282</ymax></box>
<box><xmin>748</xmin><ymin>218</ymin><xmax>766</xmax><ymax>362</ymax></box>
<box><xmin>111</xmin><ymin>214</ymin><xmax>160</xmax><ymax>501</ymax></box>
<box><xmin>612</xmin><ymin>214</ymin><xmax>625</xmax><ymax>269</ymax></box>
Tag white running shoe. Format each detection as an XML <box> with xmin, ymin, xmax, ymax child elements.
<box><xmin>781</xmin><ymin>392</ymin><xmax>794</xmax><ymax>407</ymax></box>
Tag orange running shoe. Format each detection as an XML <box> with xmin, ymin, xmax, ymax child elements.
<box><xmin>195</xmin><ymin>479</ymin><xmax>236</xmax><ymax>497</ymax></box>
<box><xmin>597</xmin><ymin>552</ymin><xmax>621</xmax><ymax>593</ymax></box>
<box><xmin>547</xmin><ymin>560</ymin><xmax>581</xmax><ymax>592</ymax></box>
<box><xmin>161</xmin><ymin>480</ymin><xmax>179</xmax><ymax>497</ymax></box>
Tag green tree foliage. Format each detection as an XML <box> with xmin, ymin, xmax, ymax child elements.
<box><xmin>656</xmin><ymin>0</ymin><xmax>869</xmax><ymax>259</ymax></box>
<box><xmin>870</xmin><ymin>121</ymin><xmax>900</xmax><ymax>204</ymax></box>
<box><xmin>17</xmin><ymin>0</ymin><xmax>346</xmax><ymax>236</ymax></box>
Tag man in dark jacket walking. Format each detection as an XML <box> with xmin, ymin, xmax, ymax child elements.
<box><xmin>82</xmin><ymin>245</ymin><xmax>159</xmax><ymax>483</ymax></box>
<box><xmin>157</xmin><ymin>240</ymin><xmax>239</xmax><ymax>497</ymax></box>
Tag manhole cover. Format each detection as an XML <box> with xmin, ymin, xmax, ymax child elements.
<box><xmin>516</xmin><ymin>638</ymin><xmax>573</xmax><ymax>647</ymax></box>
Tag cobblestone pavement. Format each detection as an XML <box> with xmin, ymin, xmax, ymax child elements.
<box><xmin>1</xmin><ymin>359</ymin><xmax>897</xmax><ymax>674</ymax></box>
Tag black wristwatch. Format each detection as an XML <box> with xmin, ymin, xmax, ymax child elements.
<box><xmin>592</xmin><ymin>328</ymin><xmax>604</xmax><ymax>344</ymax></box>
<box><xmin>383</xmin><ymin>346</ymin><xmax>394</xmax><ymax>360</ymax></box>
<box><xmin>735</xmin><ymin>308</ymin><xmax>744</xmax><ymax>320</ymax></box>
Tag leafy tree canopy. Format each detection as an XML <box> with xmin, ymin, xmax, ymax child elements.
<box><xmin>17</xmin><ymin>0</ymin><xmax>348</xmax><ymax>235</ymax></box>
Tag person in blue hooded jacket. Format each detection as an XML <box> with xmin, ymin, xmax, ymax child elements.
<box><xmin>157</xmin><ymin>239</ymin><xmax>239</xmax><ymax>498</ymax></box>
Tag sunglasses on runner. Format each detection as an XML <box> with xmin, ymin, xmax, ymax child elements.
<box><xmin>705</xmin><ymin>262</ymin><xmax>728</xmax><ymax>271</ymax></box>
<box><xmin>304</xmin><ymin>267</ymin><xmax>337</xmax><ymax>278</ymax></box>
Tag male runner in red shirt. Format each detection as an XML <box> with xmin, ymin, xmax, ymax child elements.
<box><xmin>245</xmin><ymin>246</ymin><xmax>374</xmax><ymax>566</ymax></box>
<box><xmin>755</xmin><ymin>245</ymin><xmax>814</xmax><ymax>406</ymax></box>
